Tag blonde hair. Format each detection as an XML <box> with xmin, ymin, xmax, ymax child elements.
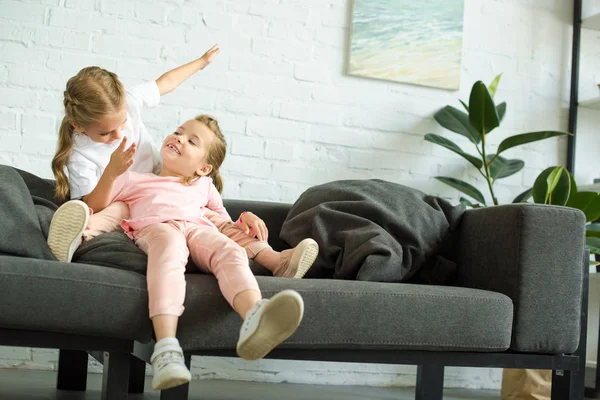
<box><xmin>190</xmin><ymin>114</ymin><xmax>227</xmax><ymax>193</ymax></box>
<box><xmin>51</xmin><ymin>66</ymin><xmax>125</xmax><ymax>201</ymax></box>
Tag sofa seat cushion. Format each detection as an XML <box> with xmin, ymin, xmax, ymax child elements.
<box><xmin>177</xmin><ymin>275</ymin><xmax>513</xmax><ymax>353</ymax></box>
<box><xmin>0</xmin><ymin>255</ymin><xmax>152</xmax><ymax>342</ymax></box>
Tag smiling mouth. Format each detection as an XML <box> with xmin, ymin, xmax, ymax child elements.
<box><xmin>166</xmin><ymin>143</ymin><xmax>181</xmax><ymax>155</ymax></box>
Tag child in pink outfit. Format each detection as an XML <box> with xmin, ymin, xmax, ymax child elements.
<box><xmin>91</xmin><ymin>115</ymin><xmax>307</xmax><ymax>391</ymax></box>
<box><xmin>111</xmin><ymin>170</ymin><xmax>258</xmax><ymax>316</ymax></box>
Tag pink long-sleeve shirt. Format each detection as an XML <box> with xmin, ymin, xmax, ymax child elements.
<box><xmin>108</xmin><ymin>171</ymin><xmax>231</xmax><ymax>237</ymax></box>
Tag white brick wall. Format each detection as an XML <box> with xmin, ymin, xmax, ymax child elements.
<box><xmin>0</xmin><ymin>0</ymin><xmax>589</xmax><ymax>391</ymax></box>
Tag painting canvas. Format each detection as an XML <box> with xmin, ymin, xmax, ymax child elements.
<box><xmin>348</xmin><ymin>0</ymin><xmax>465</xmax><ymax>90</ymax></box>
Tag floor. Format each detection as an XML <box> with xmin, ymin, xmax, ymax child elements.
<box><xmin>0</xmin><ymin>369</ymin><xmax>501</xmax><ymax>400</ymax></box>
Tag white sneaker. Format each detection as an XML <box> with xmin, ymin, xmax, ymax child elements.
<box><xmin>274</xmin><ymin>238</ymin><xmax>319</xmax><ymax>279</ymax></box>
<box><xmin>47</xmin><ymin>200</ymin><xmax>89</xmax><ymax>262</ymax></box>
<box><xmin>151</xmin><ymin>341</ymin><xmax>191</xmax><ymax>391</ymax></box>
<box><xmin>236</xmin><ymin>290</ymin><xmax>304</xmax><ymax>360</ymax></box>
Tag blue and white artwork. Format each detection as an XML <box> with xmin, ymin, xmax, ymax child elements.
<box><xmin>348</xmin><ymin>0</ymin><xmax>465</xmax><ymax>90</ymax></box>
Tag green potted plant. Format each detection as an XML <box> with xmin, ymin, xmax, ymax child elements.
<box><xmin>425</xmin><ymin>74</ymin><xmax>568</xmax><ymax>207</ymax></box>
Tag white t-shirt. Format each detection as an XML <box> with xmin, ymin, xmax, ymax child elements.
<box><xmin>67</xmin><ymin>81</ymin><xmax>162</xmax><ymax>199</ymax></box>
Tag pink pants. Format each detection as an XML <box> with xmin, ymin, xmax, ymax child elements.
<box><xmin>86</xmin><ymin>202</ymin><xmax>271</xmax><ymax>258</ymax></box>
<box><xmin>135</xmin><ymin>219</ymin><xmax>260</xmax><ymax>317</ymax></box>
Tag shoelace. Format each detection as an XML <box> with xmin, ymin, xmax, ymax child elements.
<box><xmin>154</xmin><ymin>350</ymin><xmax>183</xmax><ymax>372</ymax></box>
<box><xmin>241</xmin><ymin>300</ymin><xmax>268</xmax><ymax>333</ymax></box>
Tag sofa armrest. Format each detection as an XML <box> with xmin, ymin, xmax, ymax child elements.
<box><xmin>223</xmin><ymin>200</ymin><xmax>292</xmax><ymax>251</ymax></box>
<box><xmin>456</xmin><ymin>204</ymin><xmax>585</xmax><ymax>354</ymax></box>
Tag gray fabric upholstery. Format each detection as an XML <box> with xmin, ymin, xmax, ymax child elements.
<box><xmin>0</xmin><ymin>255</ymin><xmax>152</xmax><ymax>342</ymax></box>
<box><xmin>456</xmin><ymin>204</ymin><xmax>586</xmax><ymax>354</ymax></box>
<box><xmin>176</xmin><ymin>275</ymin><xmax>513</xmax><ymax>352</ymax></box>
<box><xmin>0</xmin><ymin>165</ymin><xmax>55</xmax><ymax>259</ymax></box>
<box><xmin>224</xmin><ymin>200</ymin><xmax>292</xmax><ymax>252</ymax></box>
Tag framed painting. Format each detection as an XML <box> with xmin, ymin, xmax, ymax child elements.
<box><xmin>348</xmin><ymin>0</ymin><xmax>465</xmax><ymax>90</ymax></box>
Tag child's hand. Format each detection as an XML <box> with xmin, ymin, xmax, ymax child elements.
<box><xmin>200</xmin><ymin>44</ymin><xmax>220</xmax><ymax>69</ymax></box>
<box><xmin>106</xmin><ymin>137</ymin><xmax>136</xmax><ymax>179</ymax></box>
<box><xmin>237</xmin><ymin>211</ymin><xmax>269</xmax><ymax>242</ymax></box>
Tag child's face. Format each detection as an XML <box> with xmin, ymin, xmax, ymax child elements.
<box><xmin>74</xmin><ymin>106</ymin><xmax>127</xmax><ymax>144</ymax></box>
<box><xmin>160</xmin><ymin>119</ymin><xmax>215</xmax><ymax>178</ymax></box>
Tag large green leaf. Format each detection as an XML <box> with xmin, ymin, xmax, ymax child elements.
<box><xmin>567</xmin><ymin>191</ymin><xmax>600</xmax><ymax>222</ymax></box>
<box><xmin>569</xmin><ymin>172</ymin><xmax>578</xmax><ymax>194</ymax></box>
<box><xmin>513</xmin><ymin>188</ymin><xmax>532</xmax><ymax>203</ymax></box>
<box><xmin>587</xmin><ymin>223</ymin><xmax>600</xmax><ymax>238</ymax></box>
<box><xmin>496</xmin><ymin>102</ymin><xmax>507</xmax><ymax>122</ymax></box>
<box><xmin>586</xmin><ymin>237</ymin><xmax>600</xmax><ymax>255</ymax></box>
<box><xmin>434</xmin><ymin>106</ymin><xmax>481</xmax><ymax>144</ymax></box>
<box><xmin>488</xmin><ymin>73</ymin><xmax>502</xmax><ymax>97</ymax></box>
<box><xmin>545</xmin><ymin>167</ymin><xmax>565</xmax><ymax>203</ymax></box>
<box><xmin>459</xmin><ymin>197</ymin><xmax>482</xmax><ymax>208</ymax></box>
<box><xmin>468</xmin><ymin>81</ymin><xmax>500</xmax><ymax>135</ymax></box>
<box><xmin>587</xmin><ymin>230</ymin><xmax>600</xmax><ymax>239</ymax></box>
<box><xmin>486</xmin><ymin>154</ymin><xmax>524</xmax><ymax>180</ymax></box>
<box><xmin>497</xmin><ymin>131</ymin><xmax>568</xmax><ymax>155</ymax></box>
<box><xmin>532</xmin><ymin>166</ymin><xmax>571</xmax><ymax>206</ymax></box>
<box><xmin>435</xmin><ymin>176</ymin><xmax>486</xmax><ymax>205</ymax></box>
<box><xmin>424</xmin><ymin>134</ymin><xmax>483</xmax><ymax>169</ymax></box>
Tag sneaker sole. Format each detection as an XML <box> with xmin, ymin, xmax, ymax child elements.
<box><xmin>152</xmin><ymin>366</ymin><xmax>191</xmax><ymax>391</ymax></box>
<box><xmin>47</xmin><ymin>200</ymin><xmax>89</xmax><ymax>262</ymax></box>
<box><xmin>288</xmin><ymin>239</ymin><xmax>319</xmax><ymax>279</ymax></box>
<box><xmin>236</xmin><ymin>290</ymin><xmax>304</xmax><ymax>361</ymax></box>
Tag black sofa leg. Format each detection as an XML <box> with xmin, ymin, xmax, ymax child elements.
<box><xmin>129</xmin><ymin>354</ymin><xmax>146</xmax><ymax>394</ymax></box>
<box><xmin>102</xmin><ymin>352</ymin><xmax>131</xmax><ymax>400</ymax></box>
<box><xmin>415</xmin><ymin>365</ymin><xmax>444</xmax><ymax>400</ymax></box>
<box><xmin>160</xmin><ymin>354</ymin><xmax>192</xmax><ymax>400</ymax></box>
<box><xmin>56</xmin><ymin>349</ymin><xmax>88</xmax><ymax>391</ymax></box>
<box><xmin>552</xmin><ymin>369</ymin><xmax>584</xmax><ymax>400</ymax></box>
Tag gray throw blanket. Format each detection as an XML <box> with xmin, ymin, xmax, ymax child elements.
<box><xmin>0</xmin><ymin>165</ymin><xmax>148</xmax><ymax>272</ymax></box>
<box><xmin>280</xmin><ymin>179</ymin><xmax>465</xmax><ymax>284</ymax></box>
<box><xmin>0</xmin><ymin>165</ymin><xmax>56</xmax><ymax>260</ymax></box>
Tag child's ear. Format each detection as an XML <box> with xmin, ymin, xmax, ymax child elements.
<box><xmin>70</xmin><ymin>121</ymin><xmax>84</xmax><ymax>133</ymax></box>
<box><xmin>197</xmin><ymin>164</ymin><xmax>213</xmax><ymax>177</ymax></box>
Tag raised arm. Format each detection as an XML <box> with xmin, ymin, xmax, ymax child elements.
<box><xmin>155</xmin><ymin>44</ymin><xmax>220</xmax><ymax>96</ymax></box>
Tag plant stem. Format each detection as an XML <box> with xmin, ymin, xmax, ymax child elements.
<box><xmin>480</xmin><ymin>132</ymin><xmax>498</xmax><ymax>205</ymax></box>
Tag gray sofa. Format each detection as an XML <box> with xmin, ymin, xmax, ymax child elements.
<box><xmin>0</xmin><ymin>165</ymin><xmax>589</xmax><ymax>400</ymax></box>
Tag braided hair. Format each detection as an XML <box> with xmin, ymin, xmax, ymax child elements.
<box><xmin>51</xmin><ymin>66</ymin><xmax>125</xmax><ymax>201</ymax></box>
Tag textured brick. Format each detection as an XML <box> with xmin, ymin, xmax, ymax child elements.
<box><xmin>231</xmin><ymin>135</ymin><xmax>264</xmax><ymax>157</ymax></box>
<box><xmin>0</xmin><ymin>21</ymin><xmax>22</xmax><ymax>41</ymax></box>
<box><xmin>98</xmin><ymin>0</ymin><xmax>135</xmax><ymax>17</ymax></box>
<box><xmin>247</xmin><ymin>117</ymin><xmax>310</xmax><ymax>140</ymax></box>
<box><xmin>223</xmin><ymin>155</ymin><xmax>271</xmax><ymax>178</ymax></box>
<box><xmin>0</xmin><ymin>111</ymin><xmax>18</xmax><ymax>130</ymax></box>
<box><xmin>0</xmin><ymin>88</ymin><xmax>38</xmax><ymax>108</ymax></box>
<box><xmin>0</xmin><ymin>42</ymin><xmax>47</xmax><ymax>65</ymax></box>
<box><xmin>65</xmin><ymin>0</ymin><xmax>95</xmax><ymax>11</ymax></box>
<box><xmin>92</xmin><ymin>35</ymin><xmax>161</xmax><ymax>59</ymax></box>
<box><xmin>2</xmin><ymin>1</ymin><xmax>46</xmax><ymax>24</ymax></box>
<box><xmin>229</xmin><ymin>53</ymin><xmax>294</xmax><ymax>77</ymax></box>
<box><xmin>249</xmin><ymin>1</ymin><xmax>310</xmax><ymax>24</ymax></box>
<box><xmin>22</xmin><ymin>114</ymin><xmax>56</xmax><ymax>137</ymax></box>
<box><xmin>252</xmin><ymin>38</ymin><xmax>312</xmax><ymax>61</ymax></box>
<box><xmin>280</xmin><ymin>102</ymin><xmax>340</xmax><ymax>126</ymax></box>
<box><xmin>265</xmin><ymin>141</ymin><xmax>295</xmax><ymax>160</ymax></box>
<box><xmin>134</xmin><ymin>1</ymin><xmax>168</xmax><ymax>24</ymax></box>
<box><xmin>49</xmin><ymin>8</ymin><xmax>118</xmax><ymax>31</ymax></box>
<box><xmin>216</xmin><ymin>93</ymin><xmax>273</xmax><ymax>117</ymax></box>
